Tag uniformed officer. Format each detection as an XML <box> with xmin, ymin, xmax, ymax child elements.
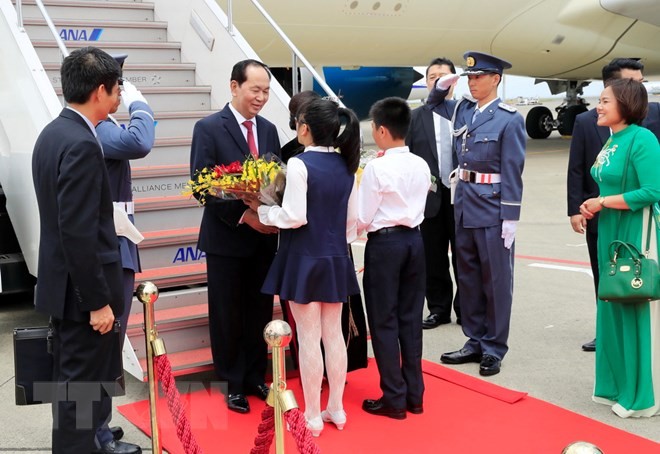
<box><xmin>93</xmin><ymin>55</ymin><xmax>154</xmax><ymax>454</ymax></box>
<box><xmin>426</xmin><ymin>51</ymin><xmax>526</xmax><ymax>376</ymax></box>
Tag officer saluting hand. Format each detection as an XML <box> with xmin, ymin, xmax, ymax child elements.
<box><xmin>427</xmin><ymin>51</ymin><xmax>526</xmax><ymax>376</ymax></box>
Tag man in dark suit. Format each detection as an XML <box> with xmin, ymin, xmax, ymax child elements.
<box><xmin>32</xmin><ymin>47</ymin><xmax>129</xmax><ymax>454</ymax></box>
<box><xmin>406</xmin><ymin>57</ymin><xmax>461</xmax><ymax>329</ymax></box>
<box><xmin>94</xmin><ymin>56</ymin><xmax>154</xmax><ymax>453</ymax></box>
<box><xmin>190</xmin><ymin>59</ymin><xmax>280</xmax><ymax>414</ymax></box>
<box><xmin>567</xmin><ymin>58</ymin><xmax>660</xmax><ymax>352</ymax></box>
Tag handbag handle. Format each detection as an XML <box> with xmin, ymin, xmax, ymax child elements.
<box><xmin>608</xmin><ymin>239</ymin><xmax>644</xmax><ymax>263</ymax></box>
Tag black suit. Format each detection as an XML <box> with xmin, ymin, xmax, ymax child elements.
<box><xmin>32</xmin><ymin>108</ymin><xmax>124</xmax><ymax>454</ymax></box>
<box><xmin>567</xmin><ymin>103</ymin><xmax>660</xmax><ymax>296</ymax></box>
<box><xmin>406</xmin><ymin>105</ymin><xmax>460</xmax><ymax>321</ymax></box>
<box><xmin>190</xmin><ymin>104</ymin><xmax>280</xmax><ymax>395</ymax></box>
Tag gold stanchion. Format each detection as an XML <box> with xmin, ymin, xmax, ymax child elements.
<box><xmin>263</xmin><ymin>320</ymin><xmax>296</xmax><ymax>454</ymax></box>
<box><xmin>136</xmin><ymin>281</ymin><xmax>166</xmax><ymax>454</ymax></box>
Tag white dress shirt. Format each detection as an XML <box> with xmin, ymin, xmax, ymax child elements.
<box><xmin>228</xmin><ymin>103</ymin><xmax>259</xmax><ymax>154</ymax></box>
<box><xmin>357</xmin><ymin>146</ymin><xmax>431</xmax><ymax>233</ymax></box>
<box><xmin>258</xmin><ymin>146</ymin><xmax>358</xmax><ymax>242</ymax></box>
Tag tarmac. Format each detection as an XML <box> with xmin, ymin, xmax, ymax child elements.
<box><xmin>1</xmin><ymin>101</ymin><xmax>659</xmax><ymax>452</ymax></box>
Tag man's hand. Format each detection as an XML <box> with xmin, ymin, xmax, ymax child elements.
<box><xmin>121</xmin><ymin>80</ymin><xmax>148</xmax><ymax>110</ymax></box>
<box><xmin>90</xmin><ymin>304</ymin><xmax>115</xmax><ymax>335</ymax></box>
<box><xmin>242</xmin><ymin>209</ymin><xmax>278</xmax><ymax>234</ymax></box>
<box><xmin>241</xmin><ymin>193</ymin><xmax>262</xmax><ymax>212</ymax></box>
<box><xmin>435</xmin><ymin>73</ymin><xmax>460</xmax><ymax>91</ymax></box>
<box><xmin>501</xmin><ymin>220</ymin><xmax>517</xmax><ymax>249</ymax></box>
<box><xmin>570</xmin><ymin>214</ymin><xmax>586</xmax><ymax>234</ymax></box>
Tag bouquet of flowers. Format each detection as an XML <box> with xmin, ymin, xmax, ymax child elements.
<box><xmin>185</xmin><ymin>154</ymin><xmax>285</xmax><ymax>205</ymax></box>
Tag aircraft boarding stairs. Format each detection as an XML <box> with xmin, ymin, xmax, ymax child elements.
<box><xmin>6</xmin><ymin>0</ymin><xmax>295</xmax><ymax>380</ymax></box>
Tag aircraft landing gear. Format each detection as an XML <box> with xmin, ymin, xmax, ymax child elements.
<box><xmin>525</xmin><ymin>106</ymin><xmax>553</xmax><ymax>139</ymax></box>
<box><xmin>524</xmin><ymin>79</ymin><xmax>590</xmax><ymax>139</ymax></box>
<box><xmin>557</xmin><ymin>104</ymin><xmax>588</xmax><ymax>136</ymax></box>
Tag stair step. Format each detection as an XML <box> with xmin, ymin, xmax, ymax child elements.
<box><xmin>129</xmin><ymin>285</ymin><xmax>206</xmax><ymax>314</ymax></box>
<box><xmin>24</xmin><ymin>18</ymin><xmax>168</xmax><ymax>42</ymax></box>
<box><xmin>55</xmin><ymin>86</ymin><xmax>212</xmax><ymax>112</ymax></box>
<box><xmin>131</xmin><ymin>164</ymin><xmax>190</xmax><ymax>198</ymax></box>
<box><xmin>140</xmin><ymin>137</ymin><xmax>191</xmax><ymax>166</ymax></box>
<box><xmin>44</xmin><ymin>63</ymin><xmax>196</xmax><ymax>88</ymax></box>
<box><xmin>138</xmin><ymin>235</ymin><xmax>203</xmax><ymax>270</ymax></box>
<box><xmin>135</xmin><ymin>262</ymin><xmax>206</xmax><ymax>289</ymax></box>
<box><xmin>127</xmin><ymin>301</ymin><xmax>207</xmax><ymax>329</ymax></box>
<box><xmin>113</xmin><ymin>110</ymin><xmax>207</xmax><ymax>139</ymax></box>
<box><xmin>15</xmin><ymin>0</ymin><xmax>155</xmax><ymax>21</ymax></box>
<box><xmin>134</xmin><ymin>200</ymin><xmax>201</xmax><ymax>231</ymax></box>
<box><xmin>138</xmin><ymin>348</ymin><xmax>214</xmax><ymax>380</ymax></box>
<box><xmin>33</xmin><ymin>40</ymin><xmax>181</xmax><ymax>63</ymax></box>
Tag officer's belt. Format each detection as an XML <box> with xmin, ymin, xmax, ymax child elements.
<box><xmin>457</xmin><ymin>169</ymin><xmax>501</xmax><ymax>184</ymax></box>
<box><xmin>113</xmin><ymin>201</ymin><xmax>135</xmax><ymax>215</ymax></box>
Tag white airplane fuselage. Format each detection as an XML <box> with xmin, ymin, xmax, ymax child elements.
<box><xmin>227</xmin><ymin>0</ymin><xmax>660</xmax><ymax>80</ymax></box>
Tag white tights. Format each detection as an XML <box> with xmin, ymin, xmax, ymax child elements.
<box><xmin>289</xmin><ymin>301</ymin><xmax>347</xmax><ymax>421</ymax></box>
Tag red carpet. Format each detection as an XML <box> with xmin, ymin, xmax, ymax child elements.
<box><xmin>118</xmin><ymin>359</ymin><xmax>658</xmax><ymax>453</ymax></box>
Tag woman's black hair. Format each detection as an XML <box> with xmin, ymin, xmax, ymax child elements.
<box><xmin>297</xmin><ymin>99</ymin><xmax>361</xmax><ymax>173</ymax></box>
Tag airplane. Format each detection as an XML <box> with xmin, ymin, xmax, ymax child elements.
<box><xmin>226</xmin><ymin>0</ymin><xmax>660</xmax><ymax>139</ymax></box>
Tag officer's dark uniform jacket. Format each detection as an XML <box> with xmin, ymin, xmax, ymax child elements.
<box><xmin>427</xmin><ymin>90</ymin><xmax>526</xmax><ymax>228</ymax></box>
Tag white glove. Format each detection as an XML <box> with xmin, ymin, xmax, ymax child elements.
<box><xmin>435</xmin><ymin>73</ymin><xmax>460</xmax><ymax>91</ymax></box>
<box><xmin>121</xmin><ymin>80</ymin><xmax>148</xmax><ymax>110</ymax></box>
<box><xmin>501</xmin><ymin>220</ymin><xmax>517</xmax><ymax>249</ymax></box>
<box><xmin>113</xmin><ymin>206</ymin><xmax>144</xmax><ymax>244</ymax></box>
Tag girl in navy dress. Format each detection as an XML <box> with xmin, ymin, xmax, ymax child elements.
<box><xmin>251</xmin><ymin>99</ymin><xmax>361</xmax><ymax>436</ymax></box>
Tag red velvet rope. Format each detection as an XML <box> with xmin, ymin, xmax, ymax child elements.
<box><xmin>251</xmin><ymin>406</ymin><xmax>321</xmax><ymax>454</ymax></box>
<box><xmin>155</xmin><ymin>355</ymin><xmax>204</xmax><ymax>454</ymax></box>
<box><xmin>250</xmin><ymin>406</ymin><xmax>275</xmax><ymax>454</ymax></box>
<box><xmin>284</xmin><ymin>409</ymin><xmax>321</xmax><ymax>454</ymax></box>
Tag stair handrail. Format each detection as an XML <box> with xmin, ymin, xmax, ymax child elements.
<box><xmin>228</xmin><ymin>0</ymin><xmax>344</xmax><ymax>107</ymax></box>
<box><xmin>15</xmin><ymin>0</ymin><xmax>69</xmax><ymax>57</ymax></box>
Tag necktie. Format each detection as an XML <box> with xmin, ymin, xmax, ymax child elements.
<box><xmin>439</xmin><ymin>117</ymin><xmax>452</xmax><ymax>188</ymax></box>
<box><xmin>471</xmin><ymin>108</ymin><xmax>481</xmax><ymax>124</ymax></box>
<box><xmin>242</xmin><ymin>120</ymin><xmax>258</xmax><ymax>159</ymax></box>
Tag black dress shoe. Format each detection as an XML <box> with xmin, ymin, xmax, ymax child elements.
<box><xmin>110</xmin><ymin>426</ymin><xmax>124</xmax><ymax>441</ymax></box>
<box><xmin>422</xmin><ymin>314</ymin><xmax>451</xmax><ymax>329</ymax></box>
<box><xmin>479</xmin><ymin>355</ymin><xmax>501</xmax><ymax>376</ymax></box>
<box><xmin>362</xmin><ymin>398</ymin><xmax>407</xmax><ymax>419</ymax></box>
<box><xmin>407</xmin><ymin>403</ymin><xmax>423</xmax><ymax>414</ymax></box>
<box><xmin>582</xmin><ymin>339</ymin><xmax>596</xmax><ymax>352</ymax></box>
<box><xmin>440</xmin><ymin>348</ymin><xmax>482</xmax><ymax>364</ymax></box>
<box><xmin>226</xmin><ymin>393</ymin><xmax>250</xmax><ymax>413</ymax></box>
<box><xmin>247</xmin><ymin>383</ymin><xmax>270</xmax><ymax>401</ymax></box>
<box><xmin>92</xmin><ymin>440</ymin><xmax>142</xmax><ymax>454</ymax></box>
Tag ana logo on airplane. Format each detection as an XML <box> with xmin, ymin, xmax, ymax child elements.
<box><xmin>173</xmin><ymin>247</ymin><xmax>206</xmax><ymax>263</ymax></box>
<box><xmin>59</xmin><ymin>28</ymin><xmax>103</xmax><ymax>41</ymax></box>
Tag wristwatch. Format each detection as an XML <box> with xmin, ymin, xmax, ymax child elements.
<box><xmin>599</xmin><ymin>196</ymin><xmax>606</xmax><ymax>208</ymax></box>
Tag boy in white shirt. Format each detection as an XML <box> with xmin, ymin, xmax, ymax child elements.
<box><xmin>358</xmin><ymin>97</ymin><xmax>431</xmax><ymax>419</ymax></box>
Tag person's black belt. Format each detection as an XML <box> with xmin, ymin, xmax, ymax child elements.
<box><xmin>367</xmin><ymin>225</ymin><xmax>419</xmax><ymax>239</ymax></box>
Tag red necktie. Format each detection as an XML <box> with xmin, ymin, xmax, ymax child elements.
<box><xmin>242</xmin><ymin>120</ymin><xmax>258</xmax><ymax>159</ymax></box>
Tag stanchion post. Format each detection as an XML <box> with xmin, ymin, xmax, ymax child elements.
<box><xmin>263</xmin><ymin>320</ymin><xmax>293</xmax><ymax>454</ymax></box>
<box><xmin>136</xmin><ymin>281</ymin><xmax>164</xmax><ymax>454</ymax></box>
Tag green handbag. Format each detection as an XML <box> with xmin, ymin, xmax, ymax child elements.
<box><xmin>596</xmin><ymin>130</ymin><xmax>660</xmax><ymax>304</ymax></box>
<box><xmin>598</xmin><ymin>237</ymin><xmax>660</xmax><ymax>304</ymax></box>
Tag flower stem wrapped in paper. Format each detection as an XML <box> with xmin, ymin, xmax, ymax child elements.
<box><xmin>185</xmin><ymin>153</ymin><xmax>284</xmax><ymax>205</ymax></box>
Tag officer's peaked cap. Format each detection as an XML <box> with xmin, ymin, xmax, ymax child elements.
<box><xmin>461</xmin><ymin>51</ymin><xmax>512</xmax><ymax>76</ymax></box>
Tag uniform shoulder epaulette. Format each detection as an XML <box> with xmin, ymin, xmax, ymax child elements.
<box><xmin>498</xmin><ymin>102</ymin><xmax>517</xmax><ymax>113</ymax></box>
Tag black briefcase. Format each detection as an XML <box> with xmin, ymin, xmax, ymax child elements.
<box><xmin>13</xmin><ymin>326</ymin><xmax>55</xmax><ymax>405</ymax></box>
<box><xmin>13</xmin><ymin>322</ymin><xmax>125</xmax><ymax>406</ymax></box>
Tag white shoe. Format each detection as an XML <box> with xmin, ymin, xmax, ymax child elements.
<box><xmin>321</xmin><ymin>409</ymin><xmax>346</xmax><ymax>430</ymax></box>
<box><xmin>306</xmin><ymin>416</ymin><xmax>323</xmax><ymax>437</ymax></box>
